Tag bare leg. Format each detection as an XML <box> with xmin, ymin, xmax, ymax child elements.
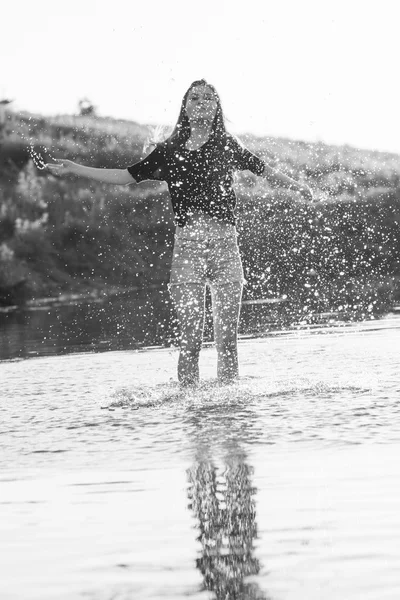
<box><xmin>211</xmin><ymin>282</ymin><xmax>242</xmax><ymax>384</ymax></box>
<box><xmin>169</xmin><ymin>283</ymin><xmax>206</xmax><ymax>386</ymax></box>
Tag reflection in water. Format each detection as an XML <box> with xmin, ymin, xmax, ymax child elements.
<box><xmin>187</xmin><ymin>402</ymin><xmax>268</xmax><ymax>600</ymax></box>
<box><xmin>2</xmin><ymin>323</ymin><xmax>400</xmax><ymax>598</ymax></box>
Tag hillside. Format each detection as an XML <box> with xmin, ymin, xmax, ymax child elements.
<box><xmin>1</xmin><ymin>111</ymin><xmax>399</xmax><ymax>321</ymax></box>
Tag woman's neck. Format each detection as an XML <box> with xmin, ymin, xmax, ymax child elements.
<box><xmin>186</xmin><ymin>120</ymin><xmax>213</xmax><ymax>149</ymax></box>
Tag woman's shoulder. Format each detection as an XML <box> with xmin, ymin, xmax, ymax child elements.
<box><xmin>221</xmin><ymin>132</ymin><xmax>246</xmax><ymax>154</ymax></box>
<box><xmin>157</xmin><ymin>138</ymin><xmax>181</xmax><ymax>157</ymax></box>
<box><xmin>144</xmin><ymin>141</ymin><xmax>171</xmax><ymax>163</ymax></box>
<box><xmin>152</xmin><ymin>140</ymin><xmax>168</xmax><ymax>153</ymax></box>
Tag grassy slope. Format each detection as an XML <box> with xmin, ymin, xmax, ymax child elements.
<box><xmin>0</xmin><ymin>112</ymin><xmax>399</xmax><ymax>319</ymax></box>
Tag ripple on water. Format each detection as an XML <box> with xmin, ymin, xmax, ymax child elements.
<box><xmin>93</xmin><ymin>372</ymin><xmax>396</xmax><ymax>453</ymax></box>
<box><xmin>1</xmin><ymin>324</ymin><xmax>400</xmax><ymax>600</ymax></box>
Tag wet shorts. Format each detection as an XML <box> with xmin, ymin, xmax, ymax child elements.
<box><xmin>169</xmin><ymin>212</ymin><xmax>244</xmax><ymax>286</ymax></box>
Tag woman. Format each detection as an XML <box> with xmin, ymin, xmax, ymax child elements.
<box><xmin>46</xmin><ymin>79</ymin><xmax>312</xmax><ymax>386</ymax></box>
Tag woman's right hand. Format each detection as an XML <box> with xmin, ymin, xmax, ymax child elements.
<box><xmin>45</xmin><ymin>159</ymin><xmax>75</xmax><ymax>176</ymax></box>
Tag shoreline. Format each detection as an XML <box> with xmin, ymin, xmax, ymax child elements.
<box><xmin>0</xmin><ymin>282</ymin><xmax>166</xmax><ymax>313</ymax></box>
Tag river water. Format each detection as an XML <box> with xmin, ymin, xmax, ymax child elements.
<box><xmin>1</xmin><ymin>293</ymin><xmax>400</xmax><ymax>600</ymax></box>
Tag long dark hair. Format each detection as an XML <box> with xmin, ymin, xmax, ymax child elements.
<box><xmin>165</xmin><ymin>79</ymin><xmax>228</xmax><ymax>150</ymax></box>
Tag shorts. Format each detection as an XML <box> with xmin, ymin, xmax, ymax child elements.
<box><xmin>169</xmin><ymin>212</ymin><xmax>244</xmax><ymax>286</ymax></box>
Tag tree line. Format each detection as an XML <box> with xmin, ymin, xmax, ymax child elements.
<box><xmin>0</xmin><ymin>112</ymin><xmax>399</xmax><ymax>321</ymax></box>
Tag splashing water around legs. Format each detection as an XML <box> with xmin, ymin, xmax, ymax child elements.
<box><xmin>170</xmin><ymin>282</ymin><xmax>242</xmax><ymax>386</ymax></box>
<box><xmin>211</xmin><ymin>282</ymin><xmax>242</xmax><ymax>383</ymax></box>
<box><xmin>170</xmin><ymin>283</ymin><xmax>205</xmax><ymax>387</ymax></box>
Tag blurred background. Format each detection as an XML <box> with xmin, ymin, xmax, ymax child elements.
<box><xmin>1</xmin><ymin>0</ymin><xmax>399</xmax><ymax>332</ymax></box>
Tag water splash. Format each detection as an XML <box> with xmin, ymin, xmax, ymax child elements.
<box><xmin>28</xmin><ymin>143</ymin><xmax>47</xmax><ymax>170</ymax></box>
<box><xmin>102</xmin><ymin>376</ymin><xmax>371</xmax><ymax>411</ymax></box>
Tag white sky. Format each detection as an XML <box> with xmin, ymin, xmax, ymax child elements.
<box><xmin>2</xmin><ymin>0</ymin><xmax>399</xmax><ymax>154</ymax></box>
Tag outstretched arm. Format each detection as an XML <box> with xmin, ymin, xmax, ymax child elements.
<box><xmin>45</xmin><ymin>159</ymin><xmax>134</xmax><ymax>186</ymax></box>
<box><xmin>261</xmin><ymin>164</ymin><xmax>313</xmax><ymax>201</ymax></box>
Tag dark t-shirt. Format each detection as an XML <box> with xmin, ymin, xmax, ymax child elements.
<box><xmin>127</xmin><ymin>132</ymin><xmax>265</xmax><ymax>227</ymax></box>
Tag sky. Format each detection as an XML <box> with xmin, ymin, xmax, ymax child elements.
<box><xmin>2</xmin><ymin>0</ymin><xmax>399</xmax><ymax>154</ymax></box>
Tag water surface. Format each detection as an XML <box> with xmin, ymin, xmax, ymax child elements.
<box><xmin>1</xmin><ymin>301</ymin><xmax>400</xmax><ymax>599</ymax></box>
